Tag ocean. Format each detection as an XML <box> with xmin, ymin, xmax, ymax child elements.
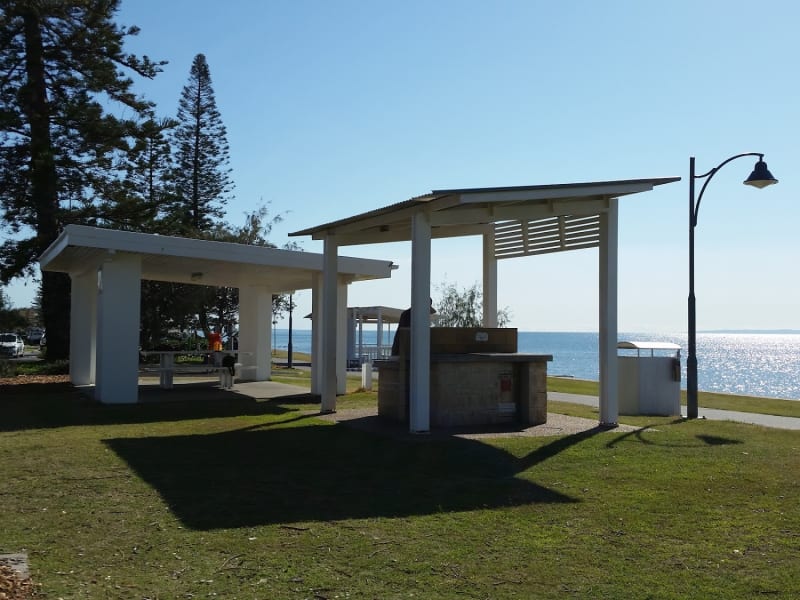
<box><xmin>271</xmin><ymin>329</ymin><xmax>800</xmax><ymax>401</ymax></box>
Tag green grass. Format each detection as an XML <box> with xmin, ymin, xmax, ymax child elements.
<box><xmin>1</xmin><ymin>380</ymin><xmax>799</xmax><ymax>599</ymax></box>
<box><xmin>549</xmin><ymin>377</ymin><xmax>800</xmax><ymax>418</ymax></box>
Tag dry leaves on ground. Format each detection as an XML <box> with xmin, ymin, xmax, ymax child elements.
<box><xmin>0</xmin><ymin>565</ymin><xmax>36</xmax><ymax>600</ymax></box>
<box><xmin>0</xmin><ymin>374</ymin><xmax>69</xmax><ymax>386</ymax></box>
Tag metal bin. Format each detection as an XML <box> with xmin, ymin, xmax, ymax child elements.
<box><xmin>618</xmin><ymin>341</ymin><xmax>681</xmax><ymax>416</ymax></box>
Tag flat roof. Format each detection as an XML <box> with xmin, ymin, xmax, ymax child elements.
<box><xmin>40</xmin><ymin>225</ymin><xmax>396</xmax><ymax>291</ymax></box>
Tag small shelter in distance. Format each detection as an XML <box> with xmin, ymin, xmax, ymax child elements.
<box><xmin>304</xmin><ymin>305</ymin><xmax>404</xmax><ymax>367</ymax></box>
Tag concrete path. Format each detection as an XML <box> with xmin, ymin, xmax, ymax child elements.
<box><xmin>549</xmin><ymin>392</ymin><xmax>800</xmax><ymax>430</ymax></box>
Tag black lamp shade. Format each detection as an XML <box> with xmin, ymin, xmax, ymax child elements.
<box><xmin>744</xmin><ymin>159</ymin><xmax>778</xmax><ymax>189</ymax></box>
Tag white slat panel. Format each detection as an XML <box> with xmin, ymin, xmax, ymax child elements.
<box><xmin>494</xmin><ymin>214</ymin><xmax>601</xmax><ymax>259</ymax></box>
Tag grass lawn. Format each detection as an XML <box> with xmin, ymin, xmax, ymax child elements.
<box><xmin>549</xmin><ymin>377</ymin><xmax>800</xmax><ymax>419</ymax></box>
<box><xmin>1</xmin><ymin>376</ymin><xmax>799</xmax><ymax>599</ymax></box>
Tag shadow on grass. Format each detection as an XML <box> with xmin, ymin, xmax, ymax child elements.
<box><xmin>0</xmin><ymin>381</ymin><xmax>303</xmax><ymax>432</ymax></box>
<box><xmin>515</xmin><ymin>426</ymin><xmax>608</xmax><ymax>472</ymax></box>
<box><xmin>105</xmin><ymin>418</ymin><xmax>582</xmax><ymax>529</ymax></box>
<box><xmin>696</xmin><ymin>434</ymin><xmax>744</xmax><ymax>446</ymax></box>
<box><xmin>604</xmin><ymin>419</ymin><xmax>744</xmax><ymax>449</ymax></box>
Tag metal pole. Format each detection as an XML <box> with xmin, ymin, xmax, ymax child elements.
<box><xmin>287</xmin><ymin>293</ymin><xmax>293</xmax><ymax>368</ymax></box>
<box><xmin>686</xmin><ymin>151</ymin><xmax>775</xmax><ymax>419</ymax></box>
<box><xmin>687</xmin><ymin>156</ymin><xmax>699</xmax><ymax>419</ymax></box>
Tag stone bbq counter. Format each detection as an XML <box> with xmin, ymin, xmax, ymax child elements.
<box><xmin>374</xmin><ymin>328</ymin><xmax>552</xmax><ymax>428</ymax></box>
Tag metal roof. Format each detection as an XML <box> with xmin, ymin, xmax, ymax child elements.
<box><xmin>290</xmin><ymin>177</ymin><xmax>681</xmax><ymax>255</ymax></box>
<box><xmin>39</xmin><ymin>225</ymin><xmax>396</xmax><ymax>291</ymax></box>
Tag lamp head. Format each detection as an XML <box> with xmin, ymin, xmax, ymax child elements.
<box><xmin>744</xmin><ymin>159</ymin><xmax>778</xmax><ymax>189</ymax></box>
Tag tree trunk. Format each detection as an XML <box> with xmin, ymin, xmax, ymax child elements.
<box><xmin>21</xmin><ymin>7</ymin><xmax>69</xmax><ymax>359</ymax></box>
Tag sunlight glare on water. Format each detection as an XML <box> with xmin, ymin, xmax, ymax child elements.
<box><xmin>273</xmin><ymin>329</ymin><xmax>800</xmax><ymax>401</ymax></box>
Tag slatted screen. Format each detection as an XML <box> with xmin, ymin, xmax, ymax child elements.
<box><xmin>494</xmin><ymin>214</ymin><xmax>601</xmax><ymax>259</ymax></box>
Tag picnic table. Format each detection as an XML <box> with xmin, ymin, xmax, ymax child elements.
<box><xmin>139</xmin><ymin>350</ymin><xmax>242</xmax><ymax>389</ymax></box>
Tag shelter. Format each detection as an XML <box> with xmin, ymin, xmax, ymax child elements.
<box><xmin>347</xmin><ymin>306</ymin><xmax>404</xmax><ymax>364</ymax></box>
<box><xmin>291</xmin><ymin>177</ymin><xmax>680</xmax><ymax>432</ymax></box>
<box><xmin>304</xmin><ymin>305</ymin><xmax>404</xmax><ymax>366</ymax></box>
<box><xmin>39</xmin><ymin>225</ymin><xmax>396</xmax><ymax>403</ymax></box>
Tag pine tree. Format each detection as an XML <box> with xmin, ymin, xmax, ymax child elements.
<box><xmin>102</xmin><ymin>115</ymin><xmax>177</xmax><ymax>233</ymax></box>
<box><xmin>169</xmin><ymin>53</ymin><xmax>233</xmax><ymax>234</ymax></box>
<box><xmin>0</xmin><ymin>0</ymin><xmax>163</xmax><ymax>358</ymax></box>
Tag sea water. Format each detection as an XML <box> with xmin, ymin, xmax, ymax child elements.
<box><xmin>271</xmin><ymin>329</ymin><xmax>800</xmax><ymax>401</ymax></box>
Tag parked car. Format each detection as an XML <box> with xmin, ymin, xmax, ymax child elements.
<box><xmin>26</xmin><ymin>327</ymin><xmax>44</xmax><ymax>345</ymax></box>
<box><xmin>0</xmin><ymin>333</ymin><xmax>25</xmax><ymax>358</ymax></box>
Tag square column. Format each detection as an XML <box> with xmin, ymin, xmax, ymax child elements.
<box><xmin>95</xmin><ymin>253</ymin><xmax>141</xmax><ymax>404</ymax></box>
<box><xmin>482</xmin><ymin>226</ymin><xmax>498</xmax><ymax>327</ymax></box>
<box><xmin>310</xmin><ymin>272</ymin><xmax>323</xmax><ymax>394</ymax></box>
<box><xmin>409</xmin><ymin>211</ymin><xmax>432</xmax><ymax>433</ymax></box>
<box><xmin>321</xmin><ymin>235</ymin><xmax>338</xmax><ymax>412</ymax></box>
<box><xmin>69</xmin><ymin>269</ymin><xmax>97</xmax><ymax>385</ymax></box>
<box><xmin>599</xmin><ymin>199</ymin><xmax>619</xmax><ymax>426</ymax></box>
<box><xmin>337</xmin><ymin>278</ymin><xmax>348</xmax><ymax>395</ymax></box>
<box><xmin>239</xmin><ymin>285</ymin><xmax>273</xmax><ymax>381</ymax></box>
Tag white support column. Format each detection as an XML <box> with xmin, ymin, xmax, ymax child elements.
<box><xmin>357</xmin><ymin>310</ymin><xmax>364</xmax><ymax>362</ymax></box>
<box><xmin>95</xmin><ymin>253</ymin><xmax>141</xmax><ymax>404</ymax></box>
<box><xmin>310</xmin><ymin>272</ymin><xmax>323</xmax><ymax>394</ymax></box>
<box><xmin>321</xmin><ymin>234</ymin><xmax>338</xmax><ymax>412</ymax></box>
<box><xmin>336</xmin><ymin>278</ymin><xmax>348</xmax><ymax>395</ymax></box>
<box><xmin>69</xmin><ymin>269</ymin><xmax>97</xmax><ymax>385</ymax></box>
<box><xmin>409</xmin><ymin>211</ymin><xmax>432</xmax><ymax>433</ymax></box>
<box><xmin>482</xmin><ymin>226</ymin><xmax>498</xmax><ymax>327</ymax></box>
<box><xmin>376</xmin><ymin>308</ymin><xmax>384</xmax><ymax>357</ymax></box>
<box><xmin>239</xmin><ymin>285</ymin><xmax>272</xmax><ymax>381</ymax></box>
<box><xmin>599</xmin><ymin>199</ymin><xmax>619</xmax><ymax>426</ymax></box>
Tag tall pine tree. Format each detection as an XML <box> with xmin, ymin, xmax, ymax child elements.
<box><xmin>169</xmin><ymin>53</ymin><xmax>232</xmax><ymax>234</ymax></box>
<box><xmin>161</xmin><ymin>53</ymin><xmax>234</xmax><ymax>342</ymax></box>
<box><xmin>0</xmin><ymin>0</ymin><xmax>163</xmax><ymax>358</ymax></box>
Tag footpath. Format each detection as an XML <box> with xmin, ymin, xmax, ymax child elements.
<box><xmin>549</xmin><ymin>392</ymin><xmax>800</xmax><ymax>430</ymax></box>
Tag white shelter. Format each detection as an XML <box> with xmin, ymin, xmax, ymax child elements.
<box><xmin>348</xmin><ymin>306</ymin><xmax>404</xmax><ymax>364</ymax></box>
<box><xmin>39</xmin><ymin>225</ymin><xmax>396</xmax><ymax>404</ymax></box>
<box><xmin>291</xmin><ymin>177</ymin><xmax>680</xmax><ymax>432</ymax></box>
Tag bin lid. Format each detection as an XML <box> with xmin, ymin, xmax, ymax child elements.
<box><xmin>617</xmin><ymin>341</ymin><xmax>681</xmax><ymax>350</ymax></box>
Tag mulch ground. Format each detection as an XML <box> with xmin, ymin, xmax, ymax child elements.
<box><xmin>0</xmin><ymin>374</ymin><xmax>69</xmax><ymax>386</ymax></box>
<box><xmin>0</xmin><ymin>565</ymin><xmax>35</xmax><ymax>600</ymax></box>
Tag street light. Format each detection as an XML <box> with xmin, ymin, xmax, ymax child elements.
<box><xmin>687</xmin><ymin>153</ymin><xmax>778</xmax><ymax>419</ymax></box>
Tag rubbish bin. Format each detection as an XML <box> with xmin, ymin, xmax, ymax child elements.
<box><xmin>618</xmin><ymin>341</ymin><xmax>681</xmax><ymax>416</ymax></box>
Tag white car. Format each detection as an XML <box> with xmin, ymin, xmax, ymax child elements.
<box><xmin>0</xmin><ymin>333</ymin><xmax>25</xmax><ymax>358</ymax></box>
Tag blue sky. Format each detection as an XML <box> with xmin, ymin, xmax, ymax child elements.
<box><xmin>5</xmin><ymin>0</ymin><xmax>798</xmax><ymax>332</ymax></box>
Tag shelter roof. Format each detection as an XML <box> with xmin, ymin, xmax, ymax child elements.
<box><xmin>39</xmin><ymin>225</ymin><xmax>395</xmax><ymax>291</ymax></box>
<box><xmin>304</xmin><ymin>306</ymin><xmax>405</xmax><ymax>323</ymax></box>
<box><xmin>349</xmin><ymin>306</ymin><xmax>405</xmax><ymax>323</ymax></box>
<box><xmin>289</xmin><ymin>177</ymin><xmax>680</xmax><ymax>250</ymax></box>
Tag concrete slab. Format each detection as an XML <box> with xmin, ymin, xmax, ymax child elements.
<box><xmin>0</xmin><ymin>553</ymin><xmax>29</xmax><ymax>579</ymax></box>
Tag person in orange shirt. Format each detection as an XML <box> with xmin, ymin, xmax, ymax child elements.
<box><xmin>209</xmin><ymin>330</ymin><xmax>222</xmax><ymax>352</ymax></box>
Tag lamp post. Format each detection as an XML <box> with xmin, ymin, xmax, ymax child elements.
<box><xmin>687</xmin><ymin>153</ymin><xmax>778</xmax><ymax>419</ymax></box>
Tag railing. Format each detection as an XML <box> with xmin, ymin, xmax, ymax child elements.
<box><xmin>353</xmin><ymin>344</ymin><xmax>394</xmax><ymax>364</ymax></box>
